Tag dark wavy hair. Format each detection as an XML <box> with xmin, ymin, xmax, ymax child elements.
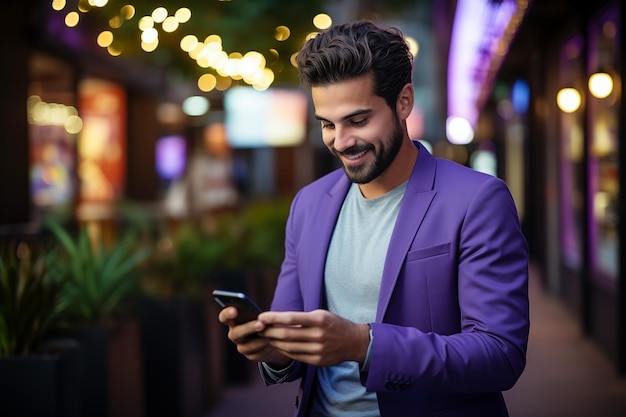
<box><xmin>295</xmin><ymin>20</ymin><xmax>413</xmax><ymax>110</ymax></box>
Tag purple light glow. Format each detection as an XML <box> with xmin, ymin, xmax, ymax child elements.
<box><xmin>156</xmin><ymin>135</ymin><xmax>187</xmax><ymax>180</ymax></box>
<box><xmin>447</xmin><ymin>0</ymin><xmax>519</xmax><ymax>127</ymax></box>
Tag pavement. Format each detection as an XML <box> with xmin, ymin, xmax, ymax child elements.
<box><xmin>206</xmin><ymin>264</ymin><xmax>626</xmax><ymax>417</ymax></box>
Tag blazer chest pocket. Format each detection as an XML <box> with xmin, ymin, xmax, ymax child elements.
<box><xmin>407</xmin><ymin>242</ymin><xmax>451</xmax><ymax>261</ymax></box>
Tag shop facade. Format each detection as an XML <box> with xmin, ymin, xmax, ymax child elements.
<box><xmin>494</xmin><ymin>0</ymin><xmax>625</xmax><ymax>375</ymax></box>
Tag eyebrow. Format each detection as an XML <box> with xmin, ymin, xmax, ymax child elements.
<box><xmin>314</xmin><ymin>108</ymin><xmax>373</xmax><ymax>123</ymax></box>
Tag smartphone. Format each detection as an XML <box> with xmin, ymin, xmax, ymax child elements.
<box><xmin>212</xmin><ymin>289</ymin><xmax>263</xmax><ymax>324</ymax></box>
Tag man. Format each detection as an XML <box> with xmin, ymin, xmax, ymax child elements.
<box><xmin>218</xmin><ymin>20</ymin><xmax>529</xmax><ymax>417</ymax></box>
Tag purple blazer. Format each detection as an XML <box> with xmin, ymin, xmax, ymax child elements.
<box><xmin>267</xmin><ymin>142</ymin><xmax>529</xmax><ymax>417</ymax></box>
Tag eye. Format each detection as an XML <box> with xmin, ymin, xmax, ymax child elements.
<box><xmin>350</xmin><ymin>117</ymin><xmax>367</xmax><ymax>126</ymax></box>
<box><xmin>321</xmin><ymin>121</ymin><xmax>334</xmax><ymax>129</ymax></box>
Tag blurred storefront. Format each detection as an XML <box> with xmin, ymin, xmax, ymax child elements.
<box><xmin>490</xmin><ymin>0</ymin><xmax>625</xmax><ymax>375</ymax></box>
<box><xmin>2</xmin><ymin>2</ymin><xmax>165</xmax><ymax>231</ymax></box>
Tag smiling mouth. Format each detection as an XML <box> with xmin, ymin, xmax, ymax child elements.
<box><xmin>337</xmin><ymin>145</ymin><xmax>372</xmax><ymax>162</ymax></box>
<box><xmin>344</xmin><ymin>150</ymin><xmax>368</xmax><ymax>160</ymax></box>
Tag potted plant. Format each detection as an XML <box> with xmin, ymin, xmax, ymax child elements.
<box><xmin>0</xmin><ymin>240</ymin><xmax>81</xmax><ymax>417</ymax></box>
<box><xmin>45</xmin><ymin>219</ymin><xmax>152</xmax><ymax>417</ymax></box>
<box><xmin>138</xmin><ymin>217</ymin><xmax>238</xmax><ymax>417</ymax></box>
<box><xmin>237</xmin><ymin>199</ymin><xmax>290</xmax><ymax>308</ymax></box>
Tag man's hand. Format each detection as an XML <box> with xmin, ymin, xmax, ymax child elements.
<box><xmin>218</xmin><ymin>306</ymin><xmax>291</xmax><ymax>367</ymax></box>
<box><xmin>256</xmin><ymin>309</ymin><xmax>370</xmax><ymax>367</ymax></box>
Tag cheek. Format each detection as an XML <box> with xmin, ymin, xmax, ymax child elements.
<box><xmin>321</xmin><ymin>130</ymin><xmax>334</xmax><ymax>147</ymax></box>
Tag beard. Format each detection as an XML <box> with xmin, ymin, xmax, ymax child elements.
<box><xmin>332</xmin><ymin>119</ymin><xmax>404</xmax><ymax>184</ymax></box>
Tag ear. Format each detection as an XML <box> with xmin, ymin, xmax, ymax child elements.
<box><xmin>396</xmin><ymin>83</ymin><xmax>414</xmax><ymax>121</ymax></box>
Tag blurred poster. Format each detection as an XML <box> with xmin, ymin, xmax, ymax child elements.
<box><xmin>29</xmin><ymin>122</ymin><xmax>75</xmax><ymax>208</ymax></box>
<box><xmin>28</xmin><ymin>53</ymin><xmax>78</xmax><ymax>212</ymax></box>
<box><xmin>78</xmin><ymin>78</ymin><xmax>126</xmax><ymax>204</ymax></box>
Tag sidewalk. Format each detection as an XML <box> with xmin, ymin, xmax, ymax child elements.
<box><xmin>207</xmin><ymin>266</ymin><xmax>626</xmax><ymax>417</ymax></box>
<box><xmin>503</xmin><ymin>265</ymin><xmax>626</xmax><ymax>417</ymax></box>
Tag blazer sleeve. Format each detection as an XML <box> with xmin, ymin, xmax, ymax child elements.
<box><xmin>364</xmin><ymin>176</ymin><xmax>530</xmax><ymax>393</ymax></box>
<box><xmin>260</xmin><ymin>190</ymin><xmax>307</xmax><ymax>385</ymax></box>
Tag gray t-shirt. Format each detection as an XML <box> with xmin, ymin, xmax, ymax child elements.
<box><xmin>310</xmin><ymin>181</ymin><xmax>407</xmax><ymax>416</ymax></box>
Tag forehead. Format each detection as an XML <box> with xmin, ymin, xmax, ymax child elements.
<box><xmin>311</xmin><ymin>75</ymin><xmax>386</xmax><ymax>121</ymax></box>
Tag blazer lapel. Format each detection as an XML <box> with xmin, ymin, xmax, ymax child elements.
<box><xmin>376</xmin><ymin>142</ymin><xmax>437</xmax><ymax>322</ymax></box>
<box><xmin>304</xmin><ymin>174</ymin><xmax>351</xmax><ymax>311</ymax></box>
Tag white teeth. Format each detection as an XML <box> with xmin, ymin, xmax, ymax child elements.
<box><xmin>346</xmin><ymin>151</ymin><xmax>366</xmax><ymax>160</ymax></box>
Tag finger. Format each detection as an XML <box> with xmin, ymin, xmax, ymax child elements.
<box><xmin>229</xmin><ymin>320</ymin><xmax>263</xmax><ymax>344</ymax></box>
<box><xmin>261</xmin><ymin>323</ymin><xmax>322</xmax><ymax>342</ymax></box>
<box><xmin>218</xmin><ymin>306</ymin><xmax>239</xmax><ymax>325</ymax></box>
<box><xmin>269</xmin><ymin>342</ymin><xmax>328</xmax><ymax>367</ymax></box>
<box><xmin>258</xmin><ymin>310</ymin><xmax>326</xmax><ymax>327</ymax></box>
<box><xmin>269</xmin><ymin>339</ymin><xmax>321</xmax><ymax>355</ymax></box>
<box><xmin>237</xmin><ymin>336</ymin><xmax>271</xmax><ymax>356</ymax></box>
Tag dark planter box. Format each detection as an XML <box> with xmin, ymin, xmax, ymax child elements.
<box><xmin>0</xmin><ymin>343</ymin><xmax>81</xmax><ymax>417</ymax></box>
<box><xmin>140</xmin><ymin>296</ymin><xmax>207</xmax><ymax>417</ymax></box>
<box><xmin>56</xmin><ymin>320</ymin><xmax>144</xmax><ymax>417</ymax></box>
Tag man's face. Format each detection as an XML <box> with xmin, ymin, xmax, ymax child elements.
<box><xmin>311</xmin><ymin>75</ymin><xmax>403</xmax><ymax>184</ymax></box>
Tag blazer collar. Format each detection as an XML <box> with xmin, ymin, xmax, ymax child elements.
<box><xmin>376</xmin><ymin>141</ymin><xmax>437</xmax><ymax>321</ymax></box>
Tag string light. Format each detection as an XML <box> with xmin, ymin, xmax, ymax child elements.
<box><xmin>53</xmin><ymin>3</ymin><xmax>335</xmax><ymax>90</ymax></box>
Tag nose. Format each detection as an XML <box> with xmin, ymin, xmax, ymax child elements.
<box><xmin>331</xmin><ymin>125</ymin><xmax>356</xmax><ymax>153</ymax></box>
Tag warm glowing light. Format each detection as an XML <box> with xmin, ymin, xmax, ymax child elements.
<box><xmin>275</xmin><ymin>26</ymin><xmax>290</xmax><ymax>41</ymax></box>
<box><xmin>305</xmin><ymin>32</ymin><xmax>319</xmax><ymax>41</ymax></box>
<box><xmin>121</xmin><ymin>5</ymin><xmax>135</xmax><ymax>20</ymax></box>
<box><xmin>198</xmin><ymin>74</ymin><xmax>217</xmax><ymax>92</ymax></box>
<box><xmin>313</xmin><ymin>13</ymin><xmax>332</xmax><ymax>29</ymax></box>
<box><xmin>107</xmin><ymin>45</ymin><xmax>122</xmax><ymax>56</ymax></box>
<box><xmin>141</xmin><ymin>27</ymin><xmax>158</xmax><ymax>43</ymax></box>
<box><xmin>141</xmin><ymin>38</ymin><xmax>159</xmax><ymax>52</ymax></box>
<box><xmin>216</xmin><ymin>76</ymin><xmax>232</xmax><ymax>91</ymax></box>
<box><xmin>253</xmin><ymin>68</ymin><xmax>274</xmax><ymax>91</ymax></box>
<box><xmin>89</xmin><ymin>0</ymin><xmax>109</xmax><ymax>7</ymax></box>
<box><xmin>162</xmin><ymin>16</ymin><xmax>179</xmax><ymax>32</ymax></box>
<box><xmin>446</xmin><ymin>116</ymin><xmax>474</xmax><ymax>144</ymax></box>
<box><xmin>189</xmin><ymin>42</ymin><xmax>206</xmax><ymax>59</ymax></box>
<box><xmin>138</xmin><ymin>16</ymin><xmax>154</xmax><ymax>31</ymax></box>
<box><xmin>175</xmin><ymin>8</ymin><xmax>191</xmax><ymax>23</ymax></box>
<box><xmin>152</xmin><ymin>7</ymin><xmax>168</xmax><ymax>23</ymax></box>
<box><xmin>219</xmin><ymin>58</ymin><xmax>239</xmax><ymax>77</ymax></box>
<box><xmin>204</xmin><ymin>34</ymin><xmax>222</xmax><ymax>45</ymax></box>
<box><xmin>65</xmin><ymin>11</ymin><xmax>80</xmax><ymax>27</ymax></box>
<box><xmin>180</xmin><ymin>34</ymin><xmax>198</xmax><ymax>52</ymax></box>
<box><xmin>242</xmin><ymin>51</ymin><xmax>266</xmax><ymax>73</ymax></box>
<box><xmin>52</xmin><ymin>0</ymin><xmax>66</xmax><ymax>11</ymax></box>
<box><xmin>405</xmin><ymin>36</ymin><xmax>419</xmax><ymax>58</ymax></box>
<box><xmin>109</xmin><ymin>16</ymin><xmax>123</xmax><ymax>29</ymax></box>
<box><xmin>196</xmin><ymin>56</ymin><xmax>210</xmax><ymax>69</ymax></box>
<box><xmin>588</xmin><ymin>72</ymin><xmax>613</xmax><ymax>99</ymax></box>
<box><xmin>556</xmin><ymin>87</ymin><xmax>582</xmax><ymax>113</ymax></box>
<box><xmin>27</xmin><ymin>96</ymin><xmax>83</xmax><ymax>134</ymax></box>
<box><xmin>65</xmin><ymin>115</ymin><xmax>84</xmax><ymax>134</ymax></box>
<box><xmin>97</xmin><ymin>31</ymin><xmax>114</xmax><ymax>47</ymax></box>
